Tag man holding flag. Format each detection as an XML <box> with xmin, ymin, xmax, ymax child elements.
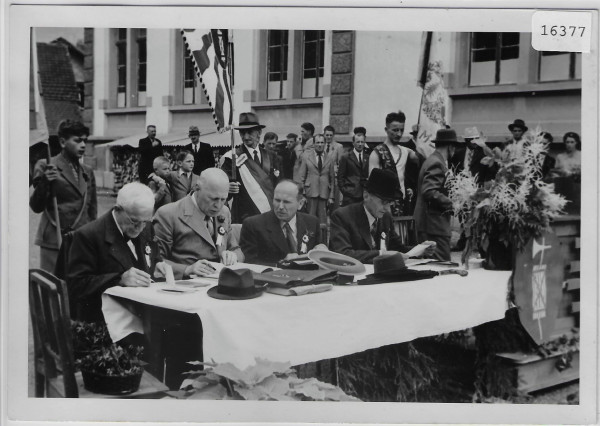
<box><xmin>221</xmin><ymin>112</ymin><xmax>282</xmax><ymax>223</ymax></box>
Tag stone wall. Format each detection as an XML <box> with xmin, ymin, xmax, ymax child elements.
<box><xmin>329</xmin><ymin>31</ymin><xmax>354</xmax><ymax>135</ymax></box>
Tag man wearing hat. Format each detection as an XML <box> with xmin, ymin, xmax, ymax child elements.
<box><xmin>462</xmin><ymin>126</ymin><xmax>494</xmax><ymax>185</ymax></box>
<box><xmin>330</xmin><ymin>169</ymin><xmax>435</xmax><ymax>264</ymax></box>
<box><xmin>221</xmin><ymin>112</ymin><xmax>281</xmax><ymax>223</ymax></box>
<box><xmin>240</xmin><ymin>180</ymin><xmax>326</xmax><ymax>266</ymax></box>
<box><xmin>138</xmin><ymin>125</ymin><xmax>163</xmax><ymax>184</ymax></box>
<box><xmin>184</xmin><ymin>125</ymin><xmax>215</xmax><ymax>175</ymax></box>
<box><xmin>153</xmin><ymin>168</ymin><xmax>243</xmax><ymax>279</ymax></box>
<box><xmin>507</xmin><ymin>119</ymin><xmax>528</xmax><ymax>145</ymax></box>
<box><xmin>413</xmin><ymin>128</ymin><xmax>462</xmax><ymax>261</ymax></box>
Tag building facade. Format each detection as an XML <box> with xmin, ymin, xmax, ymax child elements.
<box><xmin>84</xmin><ymin>28</ymin><xmax>581</xmax><ymax>184</ymax></box>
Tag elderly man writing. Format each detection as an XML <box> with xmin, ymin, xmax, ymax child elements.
<box><xmin>240</xmin><ymin>180</ymin><xmax>327</xmax><ymax>266</ymax></box>
<box><xmin>153</xmin><ymin>168</ymin><xmax>243</xmax><ymax>279</ymax></box>
<box><xmin>67</xmin><ymin>182</ymin><xmax>165</xmax><ymax>323</ymax></box>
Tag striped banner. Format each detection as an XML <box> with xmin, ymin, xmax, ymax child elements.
<box><xmin>181</xmin><ymin>29</ymin><xmax>233</xmax><ymax>131</ymax></box>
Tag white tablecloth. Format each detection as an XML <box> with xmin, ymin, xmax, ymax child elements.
<box><xmin>102</xmin><ymin>264</ymin><xmax>511</xmax><ymax>369</ymax></box>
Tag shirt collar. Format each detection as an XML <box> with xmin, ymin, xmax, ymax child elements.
<box><xmin>363</xmin><ymin>205</ymin><xmax>376</xmax><ymax>228</ymax></box>
<box><xmin>112</xmin><ymin>210</ymin><xmax>125</xmax><ymax>237</ymax></box>
<box><xmin>282</xmin><ymin>214</ymin><xmax>297</xmax><ymax>230</ymax></box>
<box><xmin>354</xmin><ymin>149</ymin><xmax>363</xmax><ymax>159</ymax></box>
<box><xmin>179</xmin><ymin>169</ymin><xmax>189</xmax><ymax>176</ymax></box>
<box><xmin>190</xmin><ymin>194</ymin><xmax>208</xmax><ymax>219</ymax></box>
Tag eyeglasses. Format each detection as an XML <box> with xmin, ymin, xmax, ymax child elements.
<box><xmin>119</xmin><ymin>207</ymin><xmax>151</xmax><ymax>228</ymax></box>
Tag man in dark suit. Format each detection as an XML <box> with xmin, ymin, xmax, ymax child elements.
<box><xmin>67</xmin><ymin>183</ymin><xmax>165</xmax><ymax>323</ymax></box>
<box><xmin>414</xmin><ymin>128</ymin><xmax>463</xmax><ymax>261</ymax></box>
<box><xmin>221</xmin><ymin>112</ymin><xmax>282</xmax><ymax>223</ymax></box>
<box><xmin>337</xmin><ymin>132</ymin><xmax>369</xmax><ymax>206</ymax></box>
<box><xmin>184</xmin><ymin>125</ymin><xmax>215</xmax><ymax>175</ymax></box>
<box><xmin>138</xmin><ymin>125</ymin><xmax>163</xmax><ymax>184</ymax></box>
<box><xmin>240</xmin><ymin>180</ymin><xmax>326</xmax><ymax>266</ymax></box>
<box><xmin>331</xmin><ymin>169</ymin><xmax>435</xmax><ymax>264</ymax></box>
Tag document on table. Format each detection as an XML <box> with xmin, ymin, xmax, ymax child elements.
<box><xmin>203</xmin><ymin>261</ymin><xmax>275</xmax><ymax>279</ymax></box>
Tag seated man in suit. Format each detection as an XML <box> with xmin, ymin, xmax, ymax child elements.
<box><xmin>67</xmin><ymin>182</ymin><xmax>166</xmax><ymax>323</ymax></box>
<box><xmin>153</xmin><ymin>168</ymin><xmax>243</xmax><ymax>279</ymax></box>
<box><xmin>240</xmin><ymin>180</ymin><xmax>327</xmax><ymax>266</ymax></box>
<box><xmin>168</xmin><ymin>150</ymin><xmax>201</xmax><ymax>201</ymax></box>
<box><xmin>330</xmin><ymin>169</ymin><xmax>436</xmax><ymax>264</ymax></box>
<box><xmin>146</xmin><ymin>156</ymin><xmax>173</xmax><ymax>212</ymax></box>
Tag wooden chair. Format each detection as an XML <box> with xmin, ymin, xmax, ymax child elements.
<box><xmin>29</xmin><ymin>269</ymin><xmax>168</xmax><ymax>398</ymax></box>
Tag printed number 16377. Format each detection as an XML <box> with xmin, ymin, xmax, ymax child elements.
<box><xmin>541</xmin><ymin>25</ymin><xmax>586</xmax><ymax>37</ymax></box>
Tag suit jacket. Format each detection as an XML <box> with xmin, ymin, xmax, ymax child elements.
<box><xmin>165</xmin><ymin>171</ymin><xmax>201</xmax><ymax>201</ymax></box>
<box><xmin>240</xmin><ymin>211</ymin><xmax>321</xmax><ymax>266</ymax></box>
<box><xmin>153</xmin><ymin>195</ymin><xmax>243</xmax><ymax>279</ymax></box>
<box><xmin>30</xmin><ymin>153</ymin><xmax>98</xmax><ymax>250</ymax></box>
<box><xmin>184</xmin><ymin>142</ymin><xmax>215</xmax><ymax>175</ymax></box>
<box><xmin>292</xmin><ymin>139</ymin><xmax>313</xmax><ymax>183</ymax></box>
<box><xmin>298</xmin><ymin>150</ymin><xmax>335</xmax><ymax>200</ymax></box>
<box><xmin>337</xmin><ymin>150</ymin><xmax>369</xmax><ymax>202</ymax></box>
<box><xmin>147</xmin><ymin>178</ymin><xmax>173</xmax><ymax>211</ymax></box>
<box><xmin>67</xmin><ymin>211</ymin><xmax>161</xmax><ymax>323</ymax></box>
<box><xmin>330</xmin><ymin>202</ymin><xmax>410</xmax><ymax>264</ymax></box>
<box><xmin>138</xmin><ymin>137</ymin><xmax>163</xmax><ymax>184</ymax></box>
<box><xmin>221</xmin><ymin>145</ymin><xmax>282</xmax><ymax>223</ymax></box>
<box><xmin>413</xmin><ymin>150</ymin><xmax>453</xmax><ymax>236</ymax></box>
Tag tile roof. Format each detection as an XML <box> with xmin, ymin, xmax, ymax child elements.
<box><xmin>37</xmin><ymin>42</ymin><xmax>80</xmax><ymax>102</ymax></box>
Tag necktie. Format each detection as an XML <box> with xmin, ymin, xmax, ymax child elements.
<box><xmin>253</xmin><ymin>149</ymin><xmax>260</xmax><ymax>165</ymax></box>
<box><xmin>370</xmin><ymin>220</ymin><xmax>378</xmax><ymax>247</ymax></box>
<box><xmin>205</xmin><ymin>216</ymin><xmax>215</xmax><ymax>241</ymax></box>
<box><xmin>317</xmin><ymin>153</ymin><xmax>323</xmax><ymax>172</ymax></box>
<box><xmin>193</xmin><ymin>144</ymin><xmax>198</xmax><ymax>154</ymax></box>
<box><xmin>283</xmin><ymin>222</ymin><xmax>297</xmax><ymax>254</ymax></box>
<box><xmin>70</xmin><ymin>162</ymin><xmax>80</xmax><ymax>185</ymax></box>
<box><xmin>326</xmin><ymin>144</ymin><xmax>330</xmax><ymax>153</ymax></box>
<box><xmin>359</xmin><ymin>152</ymin><xmax>362</xmax><ymax>166</ymax></box>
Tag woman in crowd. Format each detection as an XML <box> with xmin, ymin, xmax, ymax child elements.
<box><xmin>554</xmin><ymin>132</ymin><xmax>582</xmax><ymax>177</ymax></box>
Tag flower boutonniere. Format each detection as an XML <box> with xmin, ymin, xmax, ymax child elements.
<box><xmin>216</xmin><ymin>226</ymin><xmax>226</xmax><ymax>247</ymax></box>
<box><xmin>273</xmin><ymin>169</ymin><xmax>280</xmax><ymax>178</ymax></box>
<box><xmin>380</xmin><ymin>231</ymin><xmax>387</xmax><ymax>252</ymax></box>
<box><xmin>300</xmin><ymin>231</ymin><xmax>314</xmax><ymax>254</ymax></box>
<box><xmin>144</xmin><ymin>243</ymin><xmax>152</xmax><ymax>268</ymax></box>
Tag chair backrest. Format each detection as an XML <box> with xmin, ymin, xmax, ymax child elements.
<box><xmin>320</xmin><ymin>223</ymin><xmax>329</xmax><ymax>246</ymax></box>
<box><xmin>29</xmin><ymin>269</ymin><xmax>78</xmax><ymax>397</ymax></box>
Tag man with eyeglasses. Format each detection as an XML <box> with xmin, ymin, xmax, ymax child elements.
<box><xmin>66</xmin><ymin>182</ymin><xmax>167</xmax><ymax>323</ymax></box>
<box><xmin>330</xmin><ymin>169</ymin><xmax>436</xmax><ymax>264</ymax></box>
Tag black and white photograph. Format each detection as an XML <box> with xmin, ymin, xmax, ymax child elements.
<box><xmin>2</xmin><ymin>2</ymin><xmax>599</xmax><ymax>425</ymax></box>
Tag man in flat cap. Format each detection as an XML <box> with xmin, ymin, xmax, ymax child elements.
<box><xmin>184</xmin><ymin>125</ymin><xmax>215</xmax><ymax>175</ymax></box>
<box><xmin>414</xmin><ymin>128</ymin><xmax>463</xmax><ymax>261</ymax></box>
<box><xmin>221</xmin><ymin>112</ymin><xmax>282</xmax><ymax>223</ymax></box>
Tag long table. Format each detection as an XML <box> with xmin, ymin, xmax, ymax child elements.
<box><xmin>102</xmin><ymin>262</ymin><xmax>511</xmax><ymax>371</ymax></box>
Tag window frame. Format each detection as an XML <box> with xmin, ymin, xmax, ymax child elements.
<box><xmin>537</xmin><ymin>51</ymin><xmax>582</xmax><ymax>82</ymax></box>
<box><xmin>468</xmin><ymin>32</ymin><xmax>520</xmax><ymax>86</ymax></box>
<box><xmin>301</xmin><ymin>30</ymin><xmax>325</xmax><ymax>99</ymax></box>
<box><xmin>266</xmin><ymin>29</ymin><xmax>289</xmax><ymax>100</ymax></box>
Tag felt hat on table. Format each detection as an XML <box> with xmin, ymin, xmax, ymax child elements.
<box><xmin>207</xmin><ymin>268</ymin><xmax>263</xmax><ymax>300</ymax></box>
<box><xmin>234</xmin><ymin>112</ymin><xmax>266</xmax><ymax>130</ymax></box>
<box><xmin>368</xmin><ymin>253</ymin><xmax>409</xmax><ymax>277</ymax></box>
<box><xmin>508</xmin><ymin>119</ymin><xmax>528</xmax><ymax>132</ymax></box>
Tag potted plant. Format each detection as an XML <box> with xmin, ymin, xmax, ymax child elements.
<box><xmin>446</xmin><ymin>130</ymin><xmax>567</xmax><ymax>270</ymax></box>
<box><xmin>71</xmin><ymin>320</ymin><xmax>112</xmax><ymax>361</ymax></box>
<box><xmin>77</xmin><ymin>344</ymin><xmax>144</xmax><ymax>395</ymax></box>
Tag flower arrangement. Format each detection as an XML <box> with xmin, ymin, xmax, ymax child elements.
<box><xmin>446</xmin><ymin>128</ymin><xmax>567</xmax><ymax>268</ymax></box>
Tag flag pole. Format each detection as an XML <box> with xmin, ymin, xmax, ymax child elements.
<box><xmin>228</xmin><ymin>33</ymin><xmax>238</xmax><ymax>222</ymax></box>
<box><xmin>415</xmin><ymin>31</ymin><xmax>433</xmax><ymax>159</ymax></box>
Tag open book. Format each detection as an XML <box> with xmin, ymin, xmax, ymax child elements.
<box><xmin>403</xmin><ymin>241</ymin><xmax>436</xmax><ymax>258</ymax></box>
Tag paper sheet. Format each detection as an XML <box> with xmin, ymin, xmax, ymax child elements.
<box><xmin>203</xmin><ymin>261</ymin><xmax>274</xmax><ymax>278</ymax></box>
<box><xmin>404</xmin><ymin>241</ymin><xmax>435</xmax><ymax>258</ymax></box>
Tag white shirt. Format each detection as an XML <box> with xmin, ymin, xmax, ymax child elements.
<box><xmin>250</xmin><ymin>147</ymin><xmax>262</xmax><ymax>164</ymax></box>
<box><xmin>363</xmin><ymin>205</ymin><xmax>386</xmax><ymax>254</ymax></box>
<box><xmin>281</xmin><ymin>215</ymin><xmax>298</xmax><ymax>242</ymax></box>
<box><xmin>353</xmin><ymin>149</ymin><xmax>364</xmax><ymax>164</ymax></box>
<box><xmin>112</xmin><ymin>210</ymin><xmax>138</xmax><ymax>260</ymax></box>
<box><xmin>178</xmin><ymin>169</ymin><xmax>191</xmax><ymax>179</ymax></box>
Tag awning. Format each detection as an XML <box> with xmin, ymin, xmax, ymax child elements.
<box><xmin>101</xmin><ymin>130</ymin><xmax>241</xmax><ymax>148</ymax></box>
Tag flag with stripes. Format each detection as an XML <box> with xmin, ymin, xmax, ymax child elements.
<box><xmin>181</xmin><ymin>29</ymin><xmax>233</xmax><ymax>131</ymax></box>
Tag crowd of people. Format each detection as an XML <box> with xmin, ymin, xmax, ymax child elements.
<box><xmin>29</xmin><ymin>112</ymin><xmax>581</xmax><ymax>325</ymax></box>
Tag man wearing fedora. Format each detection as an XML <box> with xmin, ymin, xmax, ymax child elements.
<box><xmin>221</xmin><ymin>112</ymin><xmax>282</xmax><ymax>223</ymax></box>
<box><xmin>330</xmin><ymin>169</ymin><xmax>435</xmax><ymax>264</ymax></box>
<box><xmin>413</xmin><ymin>128</ymin><xmax>462</xmax><ymax>261</ymax></box>
<box><xmin>153</xmin><ymin>168</ymin><xmax>243</xmax><ymax>279</ymax></box>
<box><xmin>184</xmin><ymin>125</ymin><xmax>215</xmax><ymax>176</ymax></box>
<box><xmin>240</xmin><ymin>180</ymin><xmax>326</xmax><ymax>266</ymax></box>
